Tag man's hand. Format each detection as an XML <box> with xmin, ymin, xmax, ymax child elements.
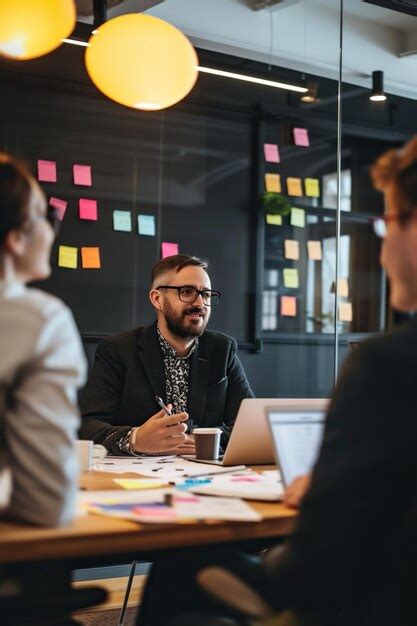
<box><xmin>131</xmin><ymin>406</ymin><xmax>190</xmax><ymax>454</ymax></box>
<box><xmin>283</xmin><ymin>474</ymin><xmax>311</xmax><ymax>509</ymax></box>
<box><xmin>176</xmin><ymin>434</ymin><xmax>196</xmax><ymax>455</ymax></box>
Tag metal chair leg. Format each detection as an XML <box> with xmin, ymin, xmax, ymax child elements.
<box><xmin>118</xmin><ymin>560</ymin><xmax>137</xmax><ymax>626</ymax></box>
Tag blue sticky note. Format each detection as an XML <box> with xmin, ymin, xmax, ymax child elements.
<box><xmin>138</xmin><ymin>214</ymin><xmax>156</xmax><ymax>237</ymax></box>
<box><xmin>113</xmin><ymin>210</ymin><xmax>132</xmax><ymax>232</ymax></box>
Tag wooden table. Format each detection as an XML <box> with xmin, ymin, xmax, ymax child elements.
<box><xmin>0</xmin><ymin>470</ymin><xmax>297</xmax><ymax>567</ymax></box>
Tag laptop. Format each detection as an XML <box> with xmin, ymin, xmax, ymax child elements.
<box><xmin>184</xmin><ymin>398</ymin><xmax>279</xmax><ymax>466</ymax></box>
<box><xmin>266</xmin><ymin>399</ymin><xmax>328</xmax><ymax>487</ymax></box>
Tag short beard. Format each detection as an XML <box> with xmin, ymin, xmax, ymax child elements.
<box><xmin>163</xmin><ymin>303</ymin><xmax>209</xmax><ymax>340</ymax></box>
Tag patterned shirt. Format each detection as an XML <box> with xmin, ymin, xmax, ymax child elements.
<box><xmin>157</xmin><ymin>327</ymin><xmax>198</xmax><ymax>414</ymax></box>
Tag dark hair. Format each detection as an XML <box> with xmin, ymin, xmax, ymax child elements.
<box><xmin>151</xmin><ymin>254</ymin><xmax>209</xmax><ymax>286</ymax></box>
<box><xmin>371</xmin><ymin>136</ymin><xmax>417</xmax><ymax>215</ymax></box>
<box><xmin>0</xmin><ymin>153</ymin><xmax>33</xmax><ymax>246</ymax></box>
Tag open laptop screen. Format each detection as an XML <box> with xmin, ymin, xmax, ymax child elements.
<box><xmin>267</xmin><ymin>410</ymin><xmax>325</xmax><ymax>487</ymax></box>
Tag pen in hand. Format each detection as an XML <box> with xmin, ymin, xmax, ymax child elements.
<box><xmin>155</xmin><ymin>395</ymin><xmax>173</xmax><ymax>416</ymax></box>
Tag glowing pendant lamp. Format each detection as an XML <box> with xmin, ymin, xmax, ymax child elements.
<box><xmin>85</xmin><ymin>13</ymin><xmax>198</xmax><ymax>111</ymax></box>
<box><xmin>0</xmin><ymin>0</ymin><xmax>76</xmax><ymax>61</ymax></box>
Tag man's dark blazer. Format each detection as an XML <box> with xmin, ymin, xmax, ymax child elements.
<box><xmin>79</xmin><ymin>322</ymin><xmax>254</xmax><ymax>453</ymax></box>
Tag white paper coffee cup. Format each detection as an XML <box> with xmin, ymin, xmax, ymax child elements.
<box><xmin>193</xmin><ymin>428</ymin><xmax>222</xmax><ymax>461</ymax></box>
<box><xmin>76</xmin><ymin>440</ymin><xmax>106</xmax><ymax>471</ymax></box>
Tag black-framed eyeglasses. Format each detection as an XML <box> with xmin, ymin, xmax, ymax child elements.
<box><xmin>157</xmin><ymin>285</ymin><xmax>221</xmax><ymax>306</ymax></box>
<box><xmin>370</xmin><ymin>212</ymin><xmax>414</xmax><ymax>238</ymax></box>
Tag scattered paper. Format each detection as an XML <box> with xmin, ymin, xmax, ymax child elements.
<box><xmin>284</xmin><ymin>239</ymin><xmax>299</xmax><ymax>260</ymax></box>
<box><xmin>286</xmin><ymin>178</ymin><xmax>303</xmax><ymax>197</ymax></box>
<box><xmin>58</xmin><ymin>245</ymin><xmax>77</xmax><ymax>269</ymax></box>
<box><xmin>189</xmin><ymin>473</ymin><xmax>283</xmax><ymax>501</ymax></box>
<box><xmin>265</xmin><ymin>173</ymin><xmax>281</xmax><ymax>193</ymax></box>
<box><xmin>290</xmin><ymin>207</ymin><xmax>305</xmax><ymax>227</ymax></box>
<box><xmin>138</xmin><ymin>214</ymin><xmax>156</xmax><ymax>236</ymax></box>
<box><xmin>283</xmin><ymin>268</ymin><xmax>299</xmax><ymax>289</ymax></box>
<box><xmin>114</xmin><ymin>479</ymin><xmax>168</xmax><ymax>490</ymax></box>
<box><xmin>305</xmin><ymin>178</ymin><xmax>320</xmax><ymax>197</ymax></box>
<box><xmin>81</xmin><ymin>246</ymin><xmax>101</xmax><ymax>269</ymax></box>
<box><xmin>293</xmin><ymin>127</ymin><xmax>310</xmax><ymax>147</ymax></box>
<box><xmin>73</xmin><ymin>164</ymin><xmax>92</xmax><ymax>186</ymax></box>
<box><xmin>266</xmin><ymin>214</ymin><xmax>282</xmax><ymax>226</ymax></box>
<box><xmin>162</xmin><ymin>242</ymin><xmax>179</xmax><ymax>258</ymax></box>
<box><xmin>37</xmin><ymin>160</ymin><xmax>57</xmax><ymax>183</ymax></box>
<box><xmin>79</xmin><ymin>198</ymin><xmax>98</xmax><ymax>221</ymax></box>
<box><xmin>307</xmin><ymin>241</ymin><xmax>322</xmax><ymax>261</ymax></box>
<box><xmin>49</xmin><ymin>197</ymin><xmax>67</xmax><ymax>221</ymax></box>
<box><xmin>331</xmin><ymin>278</ymin><xmax>349</xmax><ymax>297</ymax></box>
<box><xmin>113</xmin><ymin>210</ymin><xmax>132</xmax><ymax>232</ymax></box>
<box><xmin>339</xmin><ymin>302</ymin><xmax>353</xmax><ymax>322</ymax></box>
<box><xmin>281</xmin><ymin>295</ymin><xmax>297</xmax><ymax>317</ymax></box>
<box><xmin>263</xmin><ymin>143</ymin><xmax>280</xmax><ymax>163</ymax></box>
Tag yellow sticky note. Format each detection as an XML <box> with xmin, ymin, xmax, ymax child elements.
<box><xmin>81</xmin><ymin>247</ymin><xmax>101</xmax><ymax>269</ymax></box>
<box><xmin>281</xmin><ymin>296</ymin><xmax>297</xmax><ymax>317</ymax></box>
<box><xmin>339</xmin><ymin>302</ymin><xmax>353</xmax><ymax>323</ymax></box>
<box><xmin>113</xmin><ymin>479</ymin><xmax>168</xmax><ymax>490</ymax></box>
<box><xmin>290</xmin><ymin>207</ymin><xmax>305</xmax><ymax>228</ymax></box>
<box><xmin>58</xmin><ymin>245</ymin><xmax>77</xmax><ymax>269</ymax></box>
<box><xmin>307</xmin><ymin>241</ymin><xmax>322</xmax><ymax>261</ymax></box>
<box><xmin>265</xmin><ymin>173</ymin><xmax>281</xmax><ymax>193</ymax></box>
<box><xmin>286</xmin><ymin>178</ymin><xmax>303</xmax><ymax>197</ymax></box>
<box><xmin>266</xmin><ymin>214</ymin><xmax>282</xmax><ymax>226</ymax></box>
<box><xmin>284</xmin><ymin>239</ymin><xmax>299</xmax><ymax>260</ymax></box>
<box><xmin>305</xmin><ymin>178</ymin><xmax>320</xmax><ymax>197</ymax></box>
<box><xmin>283</xmin><ymin>268</ymin><xmax>299</xmax><ymax>289</ymax></box>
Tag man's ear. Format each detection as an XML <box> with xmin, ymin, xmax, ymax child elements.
<box><xmin>149</xmin><ymin>288</ymin><xmax>163</xmax><ymax>310</ymax></box>
<box><xmin>3</xmin><ymin>229</ymin><xmax>26</xmax><ymax>258</ymax></box>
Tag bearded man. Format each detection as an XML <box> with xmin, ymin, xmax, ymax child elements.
<box><xmin>79</xmin><ymin>254</ymin><xmax>254</xmax><ymax>455</ymax></box>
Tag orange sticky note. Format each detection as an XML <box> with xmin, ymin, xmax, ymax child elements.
<box><xmin>305</xmin><ymin>178</ymin><xmax>320</xmax><ymax>197</ymax></box>
<box><xmin>281</xmin><ymin>296</ymin><xmax>297</xmax><ymax>317</ymax></box>
<box><xmin>81</xmin><ymin>247</ymin><xmax>101</xmax><ymax>269</ymax></box>
<box><xmin>331</xmin><ymin>278</ymin><xmax>349</xmax><ymax>298</ymax></box>
<box><xmin>265</xmin><ymin>173</ymin><xmax>281</xmax><ymax>193</ymax></box>
<box><xmin>339</xmin><ymin>302</ymin><xmax>352</xmax><ymax>322</ymax></box>
<box><xmin>307</xmin><ymin>241</ymin><xmax>322</xmax><ymax>261</ymax></box>
<box><xmin>284</xmin><ymin>240</ymin><xmax>299</xmax><ymax>260</ymax></box>
<box><xmin>286</xmin><ymin>178</ymin><xmax>303</xmax><ymax>197</ymax></box>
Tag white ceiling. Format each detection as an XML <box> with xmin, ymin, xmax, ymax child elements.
<box><xmin>77</xmin><ymin>0</ymin><xmax>417</xmax><ymax>98</ymax></box>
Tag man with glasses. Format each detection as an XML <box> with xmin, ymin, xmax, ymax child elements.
<box><xmin>80</xmin><ymin>254</ymin><xmax>254</xmax><ymax>456</ymax></box>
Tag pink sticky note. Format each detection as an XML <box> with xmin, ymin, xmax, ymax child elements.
<box><xmin>263</xmin><ymin>143</ymin><xmax>280</xmax><ymax>163</ymax></box>
<box><xmin>293</xmin><ymin>128</ymin><xmax>310</xmax><ymax>147</ymax></box>
<box><xmin>49</xmin><ymin>197</ymin><xmax>67</xmax><ymax>221</ymax></box>
<box><xmin>37</xmin><ymin>160</ymin><xmax>57</xmax><ymax>183</ymax></box>
<box><xmin>73</xmin><ymin>164</ymin><xmax>92</xmax><ymax>186</ymax></box>
<box><xmin>79</xmin><ymin>198</ymin><xmax>98</xmax><ymax>221</ymax></box>
<box><xmin>162</xmin><ymin>242</ymin><xmax>179</xmax><ymax>258</ymax></box>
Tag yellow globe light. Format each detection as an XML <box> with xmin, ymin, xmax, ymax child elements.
<box><xmin>0</xmin><ymin>0</ymin><xmax>76</xmax><ymax>61</ymax></box>
<box><xmin>85</xmin><ymin>14</ymin><xmax>199</xmax><ymax>111</ymax></box>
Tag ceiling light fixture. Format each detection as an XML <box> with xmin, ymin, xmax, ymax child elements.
<box><xmin>370</xmin><ymin>70</ymin><xmax>387</xmax><ymax>102</ymax></box>
<box><xmin>0</xmin><ymin>0</ymin><xmax>76</xmax><ymax>60</ymax></box>
<box><xmin>62</xmin><ymin>38</ymin><xmax>89</xmax><ymax>47</ymax></box>
<box><xmin>197</xmin><ymin>66</ymin><xmax>307</xmax><ymax>93</ymax></box>
<box><xmin>301</xmin><ymin>80</ymin><xmax>319</xmax><ymax>103</ymax></box>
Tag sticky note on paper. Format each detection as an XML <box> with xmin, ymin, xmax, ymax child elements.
<box><xmin>49</xmin><ymin>197</ymin><xmax>67</xmax><ymax>221</ymax></box>
<box><xmin>114</xmin><ymin>479</ymin><xmax>167</xmax><ymax>490</ymax></box>
<box><xmin>138</xmin><ymin>214</ymin><xmax>156</xmax><ymax>236</ymax></box>
<box><xmin>281</xmin><ymin>296</ymin><xmax>297</xmax><ymax>317</ymax></box>
<box><xmin>73</xmin><ymin>164</ymin><xmax>92</xmax><ymax>186</ymax></box>
<box><xmin>284</xmin><ymin>239</ymin><xmax>299</xmax><ymax>260</ymax></box>
<box><xmin>266</xmin><ymin>214</ymin><xmax>282</xmax><ymax>226</ymax></box>
<box><xmin>290</xmin><ymin>207</ymin><xmax>305</xmax><ymax>228</ymax></box>
<box><xmin>331</xmin><ymin>278</ymin><xmax>349</xmax><ymax>298</ymax></box>
<box><xmin>81</xmin><ymin>247</ymin><xmax>101</xmax><ymax>269</ymax></box>
<box><xmin>293</xmin><ymin>127</ymin><xmax>310</xmax><ymax>147</ymax></box>
<box><xmin>265</xmin><ymin>173</ymin><xmax>281</xmax><ymax>193</ymax></box>
<box><xmin>339</xmin><ymin>302</ymin><xmax>353</xmax><ymax>322</ymax></box>
<box><xmin>37</xmin><ymin>160</ymin><xmax>57</xmax><ymax>183</ymax></box>
<box><xmin>283</xmin><ymin>268</ymin><xmax>299</xmax><ymax>289</ymax></box>
<box><xmin>286</xmin><ymin>178</ymin><xmax>303</xmax><ymax>197</ymax></box>
<box><xmin>305</xmin><ymin>178</ymin><xmax>320</xmax><ymax>197</ymax></box>
<box><xmin>113</xmin><ymin>210</ymin><xmax>132</xmax><ymax>232</ymax></box>
<box><xmin>58</xmin><ymin>245</ymin><xmax>77</xmax><ymax>269</ymax></box>
<box><xmin>79</xmin><ymin>198</ymin><xmax>98</xmax><ymax>221</ymax></box>
<box><xmin>307</xmin><ymin>240</ymin><xmax>322</xmax><ymax>261</ymax></box>
<box><xmin>264</xmin><ymin>143</ymin><xmax>280</xmax><ymax>163</ymax></box>
<box><xmin>162</xmin><ymin>242</ymin><xmax>179</xmax><ymax>258</ymax></box>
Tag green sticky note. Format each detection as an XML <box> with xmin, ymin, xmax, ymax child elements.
<box><xmin>138</xmin><ymin>214</ymin><xmax>156</xmax><ymax>236</ymax></box>
<box><xmin>113</xmin><ymin>210</ymin><xmax>132</xmax><ymax>232</ymax></box>
<box><xmin>283</xmin><ymin>268</ymin><xmax>299</xmax><ymax>289</ymax></box>
<box><xmin>266</xmin><ymin>214</ymin><xmax>282</xmax><ymax>226</ymax></box>
<box><xmin>290</xmin><ymin>207</ymin><xmax>305</xmax><ymax>228</ymax></box>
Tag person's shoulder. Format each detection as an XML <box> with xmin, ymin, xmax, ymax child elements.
<box><xmin>201</xmin><ymin>330</ymin><xmax>237</xmax><ymax>350</ymax></box>
<box><xmin>17</xmin><ymin>287</ymin><xmax>72</xmax><ymax>326</ymax></box>
<box><xmin>98</xmin><ymin>326</ymin><xmax>144</xmax><ymax>352</ymax></box>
